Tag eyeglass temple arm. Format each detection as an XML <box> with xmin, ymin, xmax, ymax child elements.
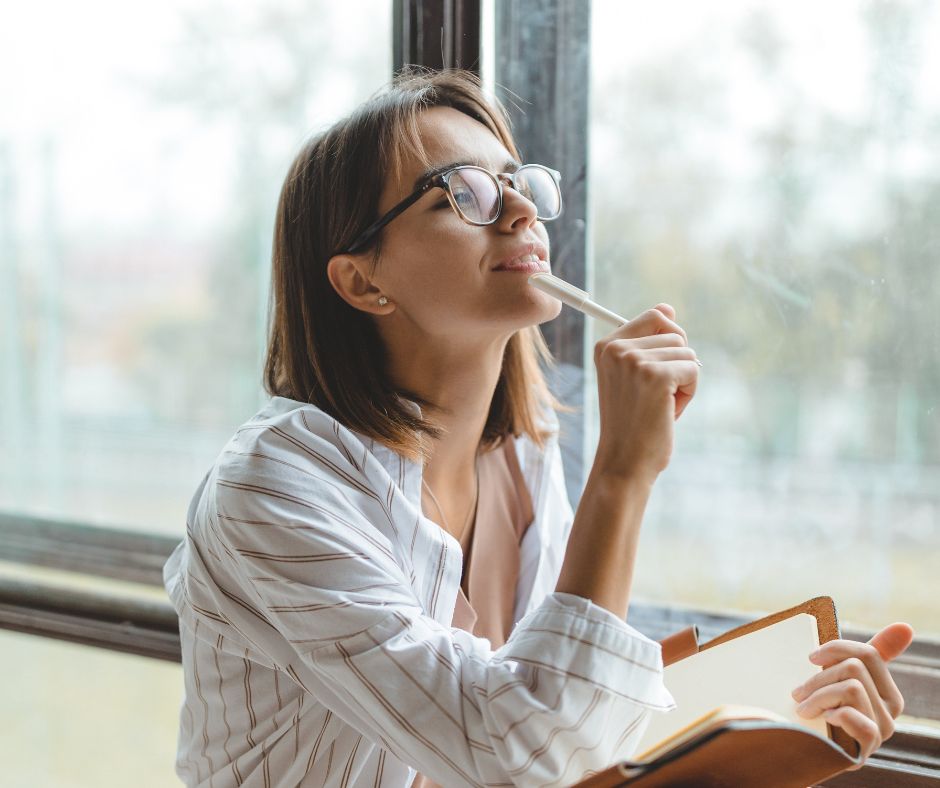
<box><xmin>343</xmin><ymin>182</ymin><xmax>436</xmax><ymax>255</ymax></box>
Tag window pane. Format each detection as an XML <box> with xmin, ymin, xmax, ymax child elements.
<box><xmin>590</xmin><ymin>1</ymin><xmax>939</xmax><ymax>636</ymax></box>
<box><xmin>0</xmin><ymin>629</ymin><xmax>182</xmax><ymax>787</ymax></box>
<box><xmin>0</xmin><ymin>0</ymin><xmax>391</xmax><ymax>535</ymax></box>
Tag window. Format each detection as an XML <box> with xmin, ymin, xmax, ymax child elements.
<box><xmin>0</xmin><ymin>0</ymin><xmax>391</xmax><ymax>537</ymax></box>
<box><xmin>0</xmin><ymin>622</ymin><xmax>181</xmax><ymax>786</ymax></box>
<box><xmin>0</xmin><ymin>1</ymin><xmax>391</xmax><ymax>782</ymax></box>
<box><xmin>590</xmin><ymin>0</ymin><xmax>939</xmax><ymax>640</ymax></box>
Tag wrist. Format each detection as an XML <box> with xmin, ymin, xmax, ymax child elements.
<box><xmin>582</xmin><ymin>465</ymin><xmax>657</xmax><ymax>519</ymax></box>
<box><xmin>590</xmin><ymin>450</ymin><xmax>661</xmax><ymax>490</ymax></box>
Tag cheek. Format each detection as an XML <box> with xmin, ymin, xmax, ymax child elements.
<box><xmin>425</xmin><ymin>221</ymin><xmax>488</xmax><ymax>261</ymax></box>
<box><xmin>385</xmin><ymin>213</ymin><xmax>484</xmax><ymax>270</ymax></box>
<box><xmin>381</xmin><ymin>253</ymin><xmax>478</xmax><ymax>313</ymax></box>
<box><xmin>398</xmin><ymin>235</ymin><xmax>488</xmax><ymax>287</ymax></box>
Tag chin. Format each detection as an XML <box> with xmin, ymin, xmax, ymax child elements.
<box><xmin>534</xmin><ymin>288</ymin><xmax>564</xmax><ymax>322</ymax></box>
<box><xmin>482</xmin><ymin>286</ymin><xmax>562</xmax><ymax>334</ymax></box>
<box><xmin>513</xmin><ymin>292</ymin><xmax>563</xmax><ymax>331</ymax></box>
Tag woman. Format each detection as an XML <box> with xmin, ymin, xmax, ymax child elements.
<box><xmin>164</xmin><ymin>69</ymin><xmax>913</xmax><ymax>787</ymax></box>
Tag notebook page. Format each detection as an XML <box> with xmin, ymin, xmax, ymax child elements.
<box><xmin>636</xmin><ymin>613</ymin><xmax>827</xmax><ymax>755</ymax></box>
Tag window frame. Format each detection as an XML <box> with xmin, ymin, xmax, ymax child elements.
<box><xmin>0</xmin><ymin>1</ymin><xmax>937</xmax><ymax>784</ymax></box>
<box><xmin>2</xmin><ymin>515</ymin><xmax>938</xmax><ymax>785</ymax></box>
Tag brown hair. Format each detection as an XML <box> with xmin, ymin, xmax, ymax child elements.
<box><xmin>264</xmin><ymin>68</ymin><xmax>568</xmax><ymax>463</ymax></box>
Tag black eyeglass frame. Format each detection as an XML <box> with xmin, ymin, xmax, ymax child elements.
<box><xmin>341</xmin><ymin>163</ymin><xmax>563</xmax><ymax>255</ymax></box>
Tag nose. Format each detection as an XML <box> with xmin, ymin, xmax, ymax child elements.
<box><xmin>495</xmin><ymin>174</ymin><xmax>538</xmax><ymax>232</ymax></box>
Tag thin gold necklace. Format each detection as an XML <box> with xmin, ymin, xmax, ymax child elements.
<box><xmin>422</xmin><ymin>457</ymin><xmax>480</xmax><ymax>543</ymax></box>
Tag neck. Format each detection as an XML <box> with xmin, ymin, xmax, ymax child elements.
<box><xmin>385</xmin><ymin>334</ymin><xmax>509</xmax><ymax>490</ymax></box>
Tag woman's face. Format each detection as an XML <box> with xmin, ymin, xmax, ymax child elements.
<box><xmin>368</xmin><ymin>106</ymin><xmax>562</xmax><ymax>344</ymax></box>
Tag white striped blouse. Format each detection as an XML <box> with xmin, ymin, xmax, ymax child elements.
<box><xmin>163</xmin><ymin>395</ymin><xmax>676</xmax><ymax>787</ymax></box>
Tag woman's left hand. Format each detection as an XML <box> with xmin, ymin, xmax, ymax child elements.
<box><xmin>790</xmin><ymin>622</ymin><xmax>915</xmax><ymax>769</ymax></box>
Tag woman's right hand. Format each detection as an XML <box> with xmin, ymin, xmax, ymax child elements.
<box><xmin>592</xmin><ymin>303</ymin><xmax>699</xmax><ymax>482</ymax></box>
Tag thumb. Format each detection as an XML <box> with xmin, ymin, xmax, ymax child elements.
<box><xmin>868</xmin><ymin>622</ymin><xmax>915</xmax><ymax>663</ymax></box>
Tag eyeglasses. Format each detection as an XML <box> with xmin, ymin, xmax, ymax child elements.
<box><xmin>342</xmin><ymin>163</ymin><xmax>563</xmax><ymax>255</ymax></box>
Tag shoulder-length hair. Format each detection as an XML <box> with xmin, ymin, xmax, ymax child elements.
<box><xmin>264</xmin><ymin>68</ymin><xmax>568</xmax><ymax>463</ymax></box>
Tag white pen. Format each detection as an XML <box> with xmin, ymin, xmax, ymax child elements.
<box><xmin>528</xmin><ymin>272</ymin><xmax>703</xmax><ymax>366</ymax></box>
<box><xmin>528</xmin><ymin>272</ymin><xmax>629</xmax><ymax>328</ymax></box>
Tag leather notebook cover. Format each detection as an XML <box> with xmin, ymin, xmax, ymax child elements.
<box><xmin>575</xmin><ymin>722</ymin><xmax>861</xmax><ymax>788</ymax></box>
<box><xmin>573</xmin><ymin>597</ymin><xmax>862</xmax><ymax>787</ymax></box>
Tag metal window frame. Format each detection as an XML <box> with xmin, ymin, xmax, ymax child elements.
<box><xmin>495</xmin><ymin>0</ymin><xmax>590</xmax><ymax>372</ymax></box>
<box><xmin>0</xmin><ymin>512</ymin><xmax>177</xmax><ymax>586</ymax></box>
<box><xmin>0</xmin><ymin>574</ymin><xmax>181</xmax><ymax>662</ymax></box>
<box><xmin>494</xmin><ymin>0</ymin><xmax>591</xmax><ymax>501</ymax></box>
<box><xmin>393</xmin><ymin>0</ymin><xmax>481</xmax><ymax>73</ymax></box>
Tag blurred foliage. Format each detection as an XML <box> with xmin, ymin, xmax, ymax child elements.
<box><xmin>592</xmin><ymin>1</ymin><xmax>939</xmax><ymax>464</ymax></box>
<box><xmin>126</xmin><ymin>0</ymin><xmax>389</xmax><ymax>427</ymax></box>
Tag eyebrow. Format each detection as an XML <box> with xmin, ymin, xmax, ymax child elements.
<box><xmin>412</xmin><ymin>158</ymin><xmax>521</xmax><ymax>192</ymax></box>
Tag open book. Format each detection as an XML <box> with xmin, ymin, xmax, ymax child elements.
<box><xmin>574</xmin><ymin>597</ymin><xmax>863</xmax><ymax>788</ymax></box>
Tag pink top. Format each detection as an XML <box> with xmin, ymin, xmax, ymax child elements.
<box><xmin>413</xmin><ymin>437</ymin><xmax>535</xmax><ymax>787</ymax></box>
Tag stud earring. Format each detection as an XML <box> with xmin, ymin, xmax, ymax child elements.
<box><xmin>378</xmin><ymin>296</ymin><xmax>388</xmax><ymax>306</ymax></box>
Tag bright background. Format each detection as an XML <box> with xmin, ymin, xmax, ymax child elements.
<box><xmin>589</xmin><ymin>0</ymin><xmax>939</xmax><ymax>635</ymax></box>
<box><xmin>1</xmin><ymin>0</ymin><xmax>391</xmax><ymax>784</ymax></box>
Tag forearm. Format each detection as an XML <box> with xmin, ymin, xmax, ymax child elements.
<box><xmin>554</xmin><ymin>465</ymin><xmax>655</xmax><ymax>620</ymax></box>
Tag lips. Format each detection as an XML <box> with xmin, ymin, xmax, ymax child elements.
<box><xmin>493</xmin><ymin>242</ymin><xmax>549</xmax><ymax>272</ymax></box>
<box><xmin>493</xmin><ymin>257</ymin><xmax>547</xmax><ymax>273</ymax></box>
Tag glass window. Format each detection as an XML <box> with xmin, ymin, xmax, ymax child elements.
<box><xmin>1</xmin><ymin>628</ymin><xmax>182</xmax><ymax>787</ymax></box>
<box><xmin>0</xmin><ymin>0</ymin><xmax>392</xmax><ymax>536</ymax></box>
<box><xmin>590</xmin><ymin>1</ymin><xmax>939</xmax><ymax>636</ymax></box>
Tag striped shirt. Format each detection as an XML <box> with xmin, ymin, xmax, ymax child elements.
<box><xmin>163</xmin><ymin>395</ymin><xmax>676</xmax><ymax>787</ymax></box>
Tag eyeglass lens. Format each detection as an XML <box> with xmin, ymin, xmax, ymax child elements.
<box><xmin>512</xmin><ymin>167</ymin><xmax>561</xmax><ymax>219</ymax></box>
<box><xmin>449</xmin><ymin>168</ymin><xmax>500</xmax><ymax>223</ymax></box>
<box><xmin>447</xmin><ymin>166</ymin><xmax>560</xmax><ymax>224</ymax></box>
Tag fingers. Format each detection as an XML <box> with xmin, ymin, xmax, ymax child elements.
<box><xmin>793</xmin><ymin>660</ymin><xmax>895</xmax><ymax>740</ymax></box>
<box><xmin>808</xmin><ymin>639</ymin><xmax>906</xmax><ymax>719</ymax></box>
<box><xmin>598</xmin><ymin>344</ymin><xmax>700</xmax><ymax>387</ymax></box>
<box><xmin>612</xmin><ymin>346</ymin><xmax>700</xmax><ymax>363</ymax></box>
<box><xmin>646</xmin><ymin>348</ymin><xmax>701</xmax><ymax>368</ymax></box>
<box><xmin>606</xmin><ymin>317</ymin><xmax>699</xmax><ymax>417</ymax></box>
<box><xmin>594</xmin><ymin>337</ymin><xmax>699</xmax><ymax>370</ymax></box>
<box><xmin>820</xmin><ymin>706</ymin><xmax>882</xmax><ymax>766</ymax></box>
<box><xmin>597</xmin><ymin>333</ymin><xmax>699</xmax><ymax>374</ymax></box>
<box><xmin>614</xmin><ymin>333</ymin><xmax>689</xmax><ymax>350</ymax></box>
<box><xmin>609</xmin><ymin>307</ymin><xmax>688</xmax><ymax>345</ymax></box>
<box><xmin>790</xmin><ymin>631</ymin><xmax>912</xmax><ymax>767</ymax></box>
<box><xmin>795</xmin><ymin>678</ymin><xmax>884</xmax><ymax>764</ymax></box>
<box><xmin>673</xmin><ymin>362</ymin><xmax>699</xmax><ymax>419</ymax></box>
<box><xmin>653</xmin><ymin>302</ymin><xmax>676</xmax><ymax>320</ymax></box>
<box><xmin>796</xmin><ymin>677</ymin><xmax>875</xmax><ymax>723</ymax></box>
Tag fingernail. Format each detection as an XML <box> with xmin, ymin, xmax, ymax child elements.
<box><xmin>695</xmin><ymin>359</ymin><xmax>703</xmax><ymax>367</ymax></box>
<box><xmin>809</xmin><ymin>650</ymin><xmax>822</xmax><ymax>663</ymax></box>
<box><xmin>791</xmin><ymin>685</ymin><xmax>807</xmax><ymax>702</ymax></box>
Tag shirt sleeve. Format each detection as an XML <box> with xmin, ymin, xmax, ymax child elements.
<box><xmin>209</xmin><ymin>428</ymin><xmax>676</xmax><ymax>787</ymax></box>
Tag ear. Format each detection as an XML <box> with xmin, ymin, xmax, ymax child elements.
<box><xmin>326</xmin><ymin>254</ymin><xmax>395</xmax><ymax>315</ymax></box>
